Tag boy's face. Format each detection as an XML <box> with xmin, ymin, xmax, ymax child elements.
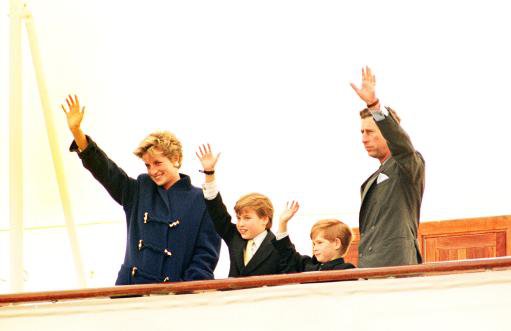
<box><xmin>312</xmin><ymin>232</ymin><xmax>341</xmax><ymax>263</ymax></box>
<box><xmin>142</xmin><ymin>149</ymin><xmax>180</xmax><ymax>190</ymax></box>
<box><xmin>236</xmin><ymin>208</ymin><xmax>268</xmax><ymax>240</ymax></box>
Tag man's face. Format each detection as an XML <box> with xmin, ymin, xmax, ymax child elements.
<box><xmin>236</xmin><ymin>208</ymin><xmax>268</xmax><ymax>240</ymax></box>
<box><xmin>142</xmin><ymin>149</ymin><xmax>180</xmax><ymax>190</ymax></box>
<box><xmin>361</xmin><ymin>117</ymin><xmax>391</xmax><ymax>163</ymax></box>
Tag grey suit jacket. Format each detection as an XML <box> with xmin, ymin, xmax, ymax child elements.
<box><xmin>358</xmin><ymin>108</ymin><xmax>425</xmax><ymax>268</ymax></box>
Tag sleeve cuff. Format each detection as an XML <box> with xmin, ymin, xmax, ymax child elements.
<box><xmin>275</xmin><ymin>232</ymin><xmax>289</xmax><ymax>240</ymax></box>
<box><xmin>202</xmin><ymin>180</ymin><xmax>219</xmax><ymax>200</ymax></box>
<box><xmin>369</xmin><ymin>102</ymin><xmax>389</xmax><ymax>122</ymax></box>
<box><xmin>69</xmin><ymin>135</ymin><xmax>93</xmax><ymax>156</ymax></box>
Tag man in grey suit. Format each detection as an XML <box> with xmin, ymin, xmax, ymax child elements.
<box><xmin>350</xmin><ymin>67</ymin><xmax>425</xmax><ymax>268</ymax></box>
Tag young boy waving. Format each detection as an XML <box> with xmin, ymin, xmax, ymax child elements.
<box><xmin>274</xmin><ymin>201</ymin><xmax>355</xmax><ymax>272</ymax></box>
<box><xmin>196</xmin><ymin>144</ymin><xmax>282</xmax><ymax>277</ymax></box>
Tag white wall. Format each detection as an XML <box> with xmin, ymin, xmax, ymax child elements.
<box><xmin>1</xmin><ymin>0</ymin><xmax>510</xmax><ymax>291</ymax></box>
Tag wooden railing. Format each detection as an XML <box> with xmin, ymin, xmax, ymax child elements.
<box><xmin>2</xmin><ymin>256</ymin><xmax>511</xmax><ymax>305</ymax></box>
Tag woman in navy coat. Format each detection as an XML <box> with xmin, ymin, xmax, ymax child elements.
<box><xmin>62</xmin><ymin>95</ymin><xmax>221</xmax><ymax>285</ymax></box>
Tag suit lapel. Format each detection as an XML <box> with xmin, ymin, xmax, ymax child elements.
<box><xmin>235</xmin><ymin>239</ymin><xmax>247</xmax><ymax>273</ymax></box>
<box><xmin>361</xmin><ymin>159</ymin><xmax>393</xmax><ymax>203</ymax></box>
<box><xmin>361</xmin><ymin>169</ymin><xmax>381</xmax><ymax>203</ymax></box>
<box><xmin>243</xmin><ymin>232</ymin><xmax>274</xmax><ymax>273</ymax></box>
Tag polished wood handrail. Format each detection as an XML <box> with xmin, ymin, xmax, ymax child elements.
<box><xmin>2</xmin><ymin>257</ymin><xmax>511</xmax><ymax>305</ymax></box>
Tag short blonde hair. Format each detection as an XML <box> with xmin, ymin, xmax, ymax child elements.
<box><xmin>133</xmin><ymin>131</ymin><xmax>183</xmax><ymax>168</ymax></box>
<box><xmin>310</xmin><ymin>219</ymin><xmax>353</xmax><ymax>257</ymax></box>
<box><xmin>234</xmin><ymin>193</ymin><xmax>274</xmax><ymax>229</ymax></box>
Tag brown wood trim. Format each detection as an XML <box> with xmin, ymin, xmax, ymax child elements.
<box><xmin>418</xmin><ymin>215</ymin><xmax>511</xmax><ymax>234</ymax></box>
<box><xmin>2</xmin><ymin>257</ymin><xmax>511</xmax><ymax>305</ymax></box>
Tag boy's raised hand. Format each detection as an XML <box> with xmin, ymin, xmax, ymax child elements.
<box><xmin>196</xmin><ymin>144</ymin><xmax>220</xmax><ymax>172</ymax></box>
<box><xmin>61</xmin><ymin>94</ymin><xmax>85</xmax><ymax>131</ymax></box>
<box><xmin>278</xmin><ymin>201</ymin><xmax>300</xmax><ymax>233</ymax></box>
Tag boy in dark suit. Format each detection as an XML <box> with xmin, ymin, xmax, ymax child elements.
<box><xmin>274</xmin><ymin>201</ymin><xmax>355</xmax><ymax>272</ymax></box>
<box><xmin>196</xmin><ymin>144</ymin><xmax>282</xmax><ymax>277</ymax></box>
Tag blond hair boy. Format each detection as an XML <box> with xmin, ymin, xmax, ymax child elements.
<box><xmin>196</xmin><ymin>144</ymin><xmax>283</xmax><ymax>277</ymax></box>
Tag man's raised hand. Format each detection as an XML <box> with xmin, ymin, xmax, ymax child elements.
<box><xmin>350</xmin><ymin>66</ymin><xmax>378</xmax><ymax>106</ymax></box>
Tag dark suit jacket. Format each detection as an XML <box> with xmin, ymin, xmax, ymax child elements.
<box><xmin>358</xmin><ymin>108</ymin><xmax>425</xmax><ymax>268</ymax></box>
<box><xmin>273</xmin><ymin>236</ymin><xmax>355</xmax><ymax>273</ymax></box>
<box><xmin>205</xmin><ymin>193</ymin><xmax>282</xmax><ymax>277</ymax></box>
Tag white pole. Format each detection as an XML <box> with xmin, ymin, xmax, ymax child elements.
<box><xmin>8</xmin><ymin>0</ymin><xmax>24</xmax><ymax>293</ymax></box>
<box><xmin>23</xmin><ymin>6</ymin><xmax>87</xmax><ymax>288</ymax></box>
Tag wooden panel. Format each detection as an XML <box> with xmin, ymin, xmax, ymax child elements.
<box><xmin>425</xmin><ymin>232</ymin><xmax>505</xmax><ymax>262</ymax></box>
<box><xmin>418</xmin><ymin>215</ymin><xmax>511</xmax><ymax>257</ymax></box>
<box><xmin>344</xmin><ymin>215</ymin><xmax>511</xmax><ymax>265</ymax></box>
<box><xmin>420</xmin><ymin>215</ymin><xmax>511</xmax><ymax>262</ymax></box>
<box><xmin>496</xmin><ymin>232</ymin><xmax>506</xmax><ymax>255</ymax></box>
<box><xmin>344</xmin><ymin>229</ymin><xmax>359</xmax><ymax>266</ymax></box>
<box><xmin>434</xmin><ymin>233</ymin><xmax>497</xmax><ymax>249</ymax></box>
<box><xmin>344</xmin><ymin>240</ymin><xmax>359</xmax><ymax>266</ymax></box>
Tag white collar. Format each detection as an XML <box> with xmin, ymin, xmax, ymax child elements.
<box><xmin>250</xmin><ymin>230</ymin><xmax>268</xmax><ymax>249</ymax></box>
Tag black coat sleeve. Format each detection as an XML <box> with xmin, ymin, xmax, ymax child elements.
<box><xmin>272</xmin><ymin>235</ymin><xmax>314</xmax><ymax>273</ymax></box>
<box><xmin>70</xmin><ymin>136</ymin><xmax>137</xmax><ymax>208</ymax></box>
<box><xmin>204</xmin><ymin>192</ymin><xmax>238</xmax><ymax>243</ymax></box>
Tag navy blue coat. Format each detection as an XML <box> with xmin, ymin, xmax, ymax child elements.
<box><xmin>71</xmin><ymin>137</ymin><xmax>221</xmax><ymax>285</ymax></box>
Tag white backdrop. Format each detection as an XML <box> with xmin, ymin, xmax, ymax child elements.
<box><xmin>0</xmin><ymin>0</ymin><xmax>510</xmax><ymax>291</ymax></box>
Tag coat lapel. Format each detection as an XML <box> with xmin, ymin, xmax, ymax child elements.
<box><xmin>243</xmin><ymin>232</ymin><xmax>274</xmax><ymax>273</ymax></box>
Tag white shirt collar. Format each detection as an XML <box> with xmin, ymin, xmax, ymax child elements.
<box><xmin>250</xmin><ymin>230</ymin><xmax>268</xmax><ymax>250</ymax></box>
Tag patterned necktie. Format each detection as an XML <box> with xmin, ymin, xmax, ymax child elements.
<box><xmin>244</xmin><ymin>239</ymin><xmax>255</xmax><ymax>266</ymax></box>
